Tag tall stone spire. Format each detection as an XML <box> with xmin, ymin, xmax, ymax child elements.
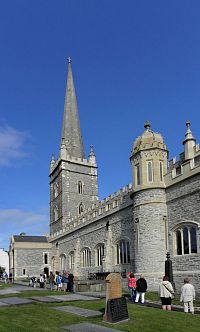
<box><xmin>61</xmin><ymin>57</ymin><xmax>85</xmax><ymax>159</ymax></box>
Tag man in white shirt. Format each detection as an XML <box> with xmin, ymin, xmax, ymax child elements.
<box><xmin>180</xmin><ymin>278</ymin><xmax>195</xmax><ymax>314</ymax></box>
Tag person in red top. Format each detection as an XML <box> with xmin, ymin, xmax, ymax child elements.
<box><xmin>127</xmin><ymin>272</ymin><xmax>137</xmax><ymax>302</ymax></box>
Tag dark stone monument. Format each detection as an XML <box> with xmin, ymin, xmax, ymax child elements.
<box><xmin>103</xmin><ymin>273</ymin><xmax>128</xmax><ymax>323</ymax></box>
<box><xmin>106</xmin><ymin>297</ymin><xmax>128</xmax><ymax>323</ymax></box>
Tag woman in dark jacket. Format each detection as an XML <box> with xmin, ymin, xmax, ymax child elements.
<box><xmin>135</xmin><ymin>274</ymin><xmax>147</xmax><ymax>304</ymax></box>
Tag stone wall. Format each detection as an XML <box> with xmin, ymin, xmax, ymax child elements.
<box><xmin>166</xmin><ymin>173</ymin><xmax>200</xmax><ymax>295</ymax></box>
<box><xmin>52</xmin><ymin>204</ymin><xmax>134</xmax><ymax>278</ymax></box>
<box><xmin>14</xmin><ymin>248</ymin><xmax>52</xmax><ymax>279</ymax></box>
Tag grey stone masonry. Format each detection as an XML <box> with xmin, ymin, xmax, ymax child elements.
<box><xmin>166</xmin><ymin>172</ymin><xmax>200</xmax><ymax>295</ymax></box>
<box><xmin>133</xmin><ymin>188</ymin><xmax>167</xmax><ymax>289</ymax></box>
<box><xmin>14</xmin><ymin>248</ymin><xmax>51</xmax><ymax>278</ymax></box>
<box><xmin>50</xmin><ymin>157</ymin><xmax>98</xmax><ymax>235</ymax></box>
<box><xmin>49</xmin><ymin>184</ymin><xmax>132</xmax><ymax>240</ymax></box>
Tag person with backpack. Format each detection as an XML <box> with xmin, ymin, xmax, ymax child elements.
<box><xmin>159</xmin><ymin>275</ymin><xmax>175</xmax><ymax>310</ymax></box>
<box><xmin>135</xmin><ymin>274</ymin><xmax>147</xmax><ymax>304</ymax></box>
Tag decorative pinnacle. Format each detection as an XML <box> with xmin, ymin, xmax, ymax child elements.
<box><xmin>186</xmin><ymin>120</ymin><xmax>190</xmax><ymax>128</ymax></box>
<box><xmin>89</xmin><ymin>144</ymin><xmax>95</xmax><ymax>157</ymax></box>
<box><xmin>67</xmin><ymin>56</ymin><xmax>72</xmax><ymax>64</ymax></box>
<box><xmin>144</xmin><ymin>120</ymin><xmax>151</xmax><ymax>129</ymax></box>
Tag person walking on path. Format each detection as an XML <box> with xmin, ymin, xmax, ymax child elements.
<box><xmin>127</xmin><ymin>272</ymin><xmax>137</xmax><ymax>302</ymax></box>
<box><xmin>180</xmin><ymin>278</ymin><xmax>195</xmax><ymax>314</ymax></box>
<box><xmin>135</xmin><ymin>274</ymin><xmax>147</xmax><ymax>304</ymax></box>
<box><xmin>159</xmin><ymin>275</ymin><xmax>175</xmax><ymax>311</ymax></box>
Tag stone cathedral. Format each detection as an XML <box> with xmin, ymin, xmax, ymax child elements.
<box><xmin>10</xmin><ymin>60</ymin><xmax>200</xmax><ymax>294</ymax></box>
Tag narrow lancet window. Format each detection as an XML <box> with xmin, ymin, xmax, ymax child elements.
<box><xmin>136</xmin><ymin>164</ymin><xmax>141</xmax><ymax>185</ymax></box>
<box><xmin>147</xmin><ymin>161</ymin><xmax>153</xmax><ymax>182</ymax></box>
<box><xmin>160</xmin><ymin>162</ymin><xmax>163</xmax><ymax>181</ymax></box>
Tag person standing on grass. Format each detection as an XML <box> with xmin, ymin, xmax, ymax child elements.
<box><xmin>49</xmin><ymin>271</ymin><xmax>55</xmax><ymax>291</ymax></box>
<box><xmin>61</xmin><ymin>271</ymin><xmax>68</xmax><ymax>292</ymax></box>
<box><xmin>39</xmin><ymin>274</ymin><xmax>45</xmax><ymax>288</ymax></box>
<box><xmin>180</xmin><ymin>278</ymin><xmax>195</xmax><ymax>314</ymax></box>
<box><xmin>127</xmin><ymin>272</ymin><xmax>137</xmax><ymax>302</ymax></box>
<box><xmin>159</xmin><ymin>275</ymin><xmax>174</xmax><ymax>311</ymax></box>
<box><xmin>135</xmin><ymin>274</ymin><xmax>147</xmax><ymax>304</ymax></box>
<box><xmin>56</xmin><ymin>272</ymin><xmax>62</xmax><ymax>291</ymax></box>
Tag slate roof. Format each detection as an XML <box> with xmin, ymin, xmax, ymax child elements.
<box><xmin>13</xmin><ymin>235</ymin><xmax>48</xmax><ymax>243</ymax></box>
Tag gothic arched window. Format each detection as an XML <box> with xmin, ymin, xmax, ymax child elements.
<box><xmin>116</xmin><ymin>239</ymin><xmax>130</xmax><ymax>264</ymax></box>
<box><xmin>176</xmin><ymin>225</ymin><xmax>197</xmax><ymax>255</ymax></box>
<box><xmin>60</xmin><ymin>254</ymin><xmax>67</xmax><ymax>272</ymax></box>
<box><xmin>81</xmin><ymin>248</ymin><xmax>91</xmax><ymax>267</ymax></box>
<box><xmin>95</xmin><ymin>244</ymin><xmax>105</xmax><ymax>266</ymax></box>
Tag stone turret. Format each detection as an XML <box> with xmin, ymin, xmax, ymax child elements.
<box><xmin>183</xmin><ymin>121</ymin><xmax>196</xmax><ymax>161</ymax></box>
<box><xmin>130</xmin><ymin>122</ymin><xmax>168</xmax><ymax>289</ymax></box>
<box><xmin>130</xmin><ymin>121</ymin><xmax>168</xmax><ymax>191</ymax></box>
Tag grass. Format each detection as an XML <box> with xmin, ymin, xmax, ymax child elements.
<box><xmin>0</xmin><ymin>289</ymin><xmax>200</xmax><ymax>332</ymax></box>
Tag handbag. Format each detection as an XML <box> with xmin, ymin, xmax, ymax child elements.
<box><xmin>163</xmin><ymin>283</ymin><xmax>175</xmax><ymax>298</ymax></box>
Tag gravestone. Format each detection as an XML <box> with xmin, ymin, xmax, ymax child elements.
<box><xmin>103</xmin><ymin>273</ymin><xmax>128</xmax><ymax>323</ymax></box>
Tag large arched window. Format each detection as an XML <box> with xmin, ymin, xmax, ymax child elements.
<box><xmin>175</xmin><ymin>225</ymin><xmax>197</xmax><ymax>255</ymax></box>
<box><xmin>60</xmin><ymin>254</ymin><xmax>67</xmax><ymax>272</ymax></box>
<box><xmin>81</xmin><ymin>248</ymin><xmax>91</xmax><ymax>267</ymax></box>
<box><xmin>116</xmin><ymin>239</ymin><xmax>130</xmax><ymax>264</ymax></box>
<box><xmin>95</xmin><ymin>244</ymin><xmax>105</xmax><ymax>266</ymax></box>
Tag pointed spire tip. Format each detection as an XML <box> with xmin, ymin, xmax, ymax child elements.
<box><xmin>67</xmin><ymin>56</ymin><xmax>72</xmax><ymax>64</ymax></box>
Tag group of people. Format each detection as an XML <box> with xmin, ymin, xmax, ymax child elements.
<box><xmin>127</xmin><ymin>273</ymin><xmax>147</xmax><ymax>303</ymax></box>
<box><xmin>49</xmin><ymin>271</ymin><xmax>74</xmax><ymax>292</ymax></box>
<box><xmin>2</xmin><ymin>271</ymin><xmax>13</xmax><ymax>284</ymax></box>
<box><xmin>29</xmin><ymin>274</ymin><xmax>47</xmax><ymax>288</ymax></box>
<box><xmin>127</xmin><ymin>272</ymin><xmax>196</xmax><ymax>314</ymax></box>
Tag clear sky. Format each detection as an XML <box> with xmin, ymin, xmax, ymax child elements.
<box><xmin>0</xmin><ymin>0</ymin><xmax>200</xmax><ymax>250</ymax></box>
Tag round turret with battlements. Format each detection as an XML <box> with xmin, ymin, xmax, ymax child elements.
<box><xmin>130</xmin><ymin>122</ymin><xmax>168</xmax><ymax>290</ymax></box>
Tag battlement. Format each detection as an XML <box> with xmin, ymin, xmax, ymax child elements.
<box><xmin>48</xmin><ymin>183</ymin><xmax>132</xmax><ymax>241</ymax></box>
<box><xmin>165</xmin><ymin>147</ymin><xmax>200</xmax><ymax>186</ymax></box>
<box><xmin>50</xmin><ymin>155</ymin><xmax>97</xmax><ymax>173</ymax></box>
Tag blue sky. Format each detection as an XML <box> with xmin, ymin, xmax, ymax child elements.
<box><xmin>0</xmin><ymin>0</ymin><xmax>200</xmax><ymax>250</ymax></box>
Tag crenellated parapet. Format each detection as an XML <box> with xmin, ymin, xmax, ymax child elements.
<box><xmin>48</xmin><ymin>183</ymin><xmax>132</xmax><ymax>242</ymax></box>
<box><xmin>50</xmin><ymin>154</ymin><xmax>97</xmax><ymax>174</ymax></box>
<box><xmin>165</xmin><ymin>144</ymin><xmax>200</xmax><ymax>186</ymax></box>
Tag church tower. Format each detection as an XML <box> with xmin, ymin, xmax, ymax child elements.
<box><xmin>130</xmin><ymin>121</ymin><xmax>168</xmax><ymax>288</ymax></box>
<box><xmin>49</xmin><ymin>59</ymin><xmax>98</xmax><ymax>235</ymax></box>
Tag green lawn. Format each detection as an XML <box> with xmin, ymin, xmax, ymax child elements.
<box><xmin>0</xmin><ymin>292</ymin><xmax>199</xmax><ymax>332</ymax></box>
